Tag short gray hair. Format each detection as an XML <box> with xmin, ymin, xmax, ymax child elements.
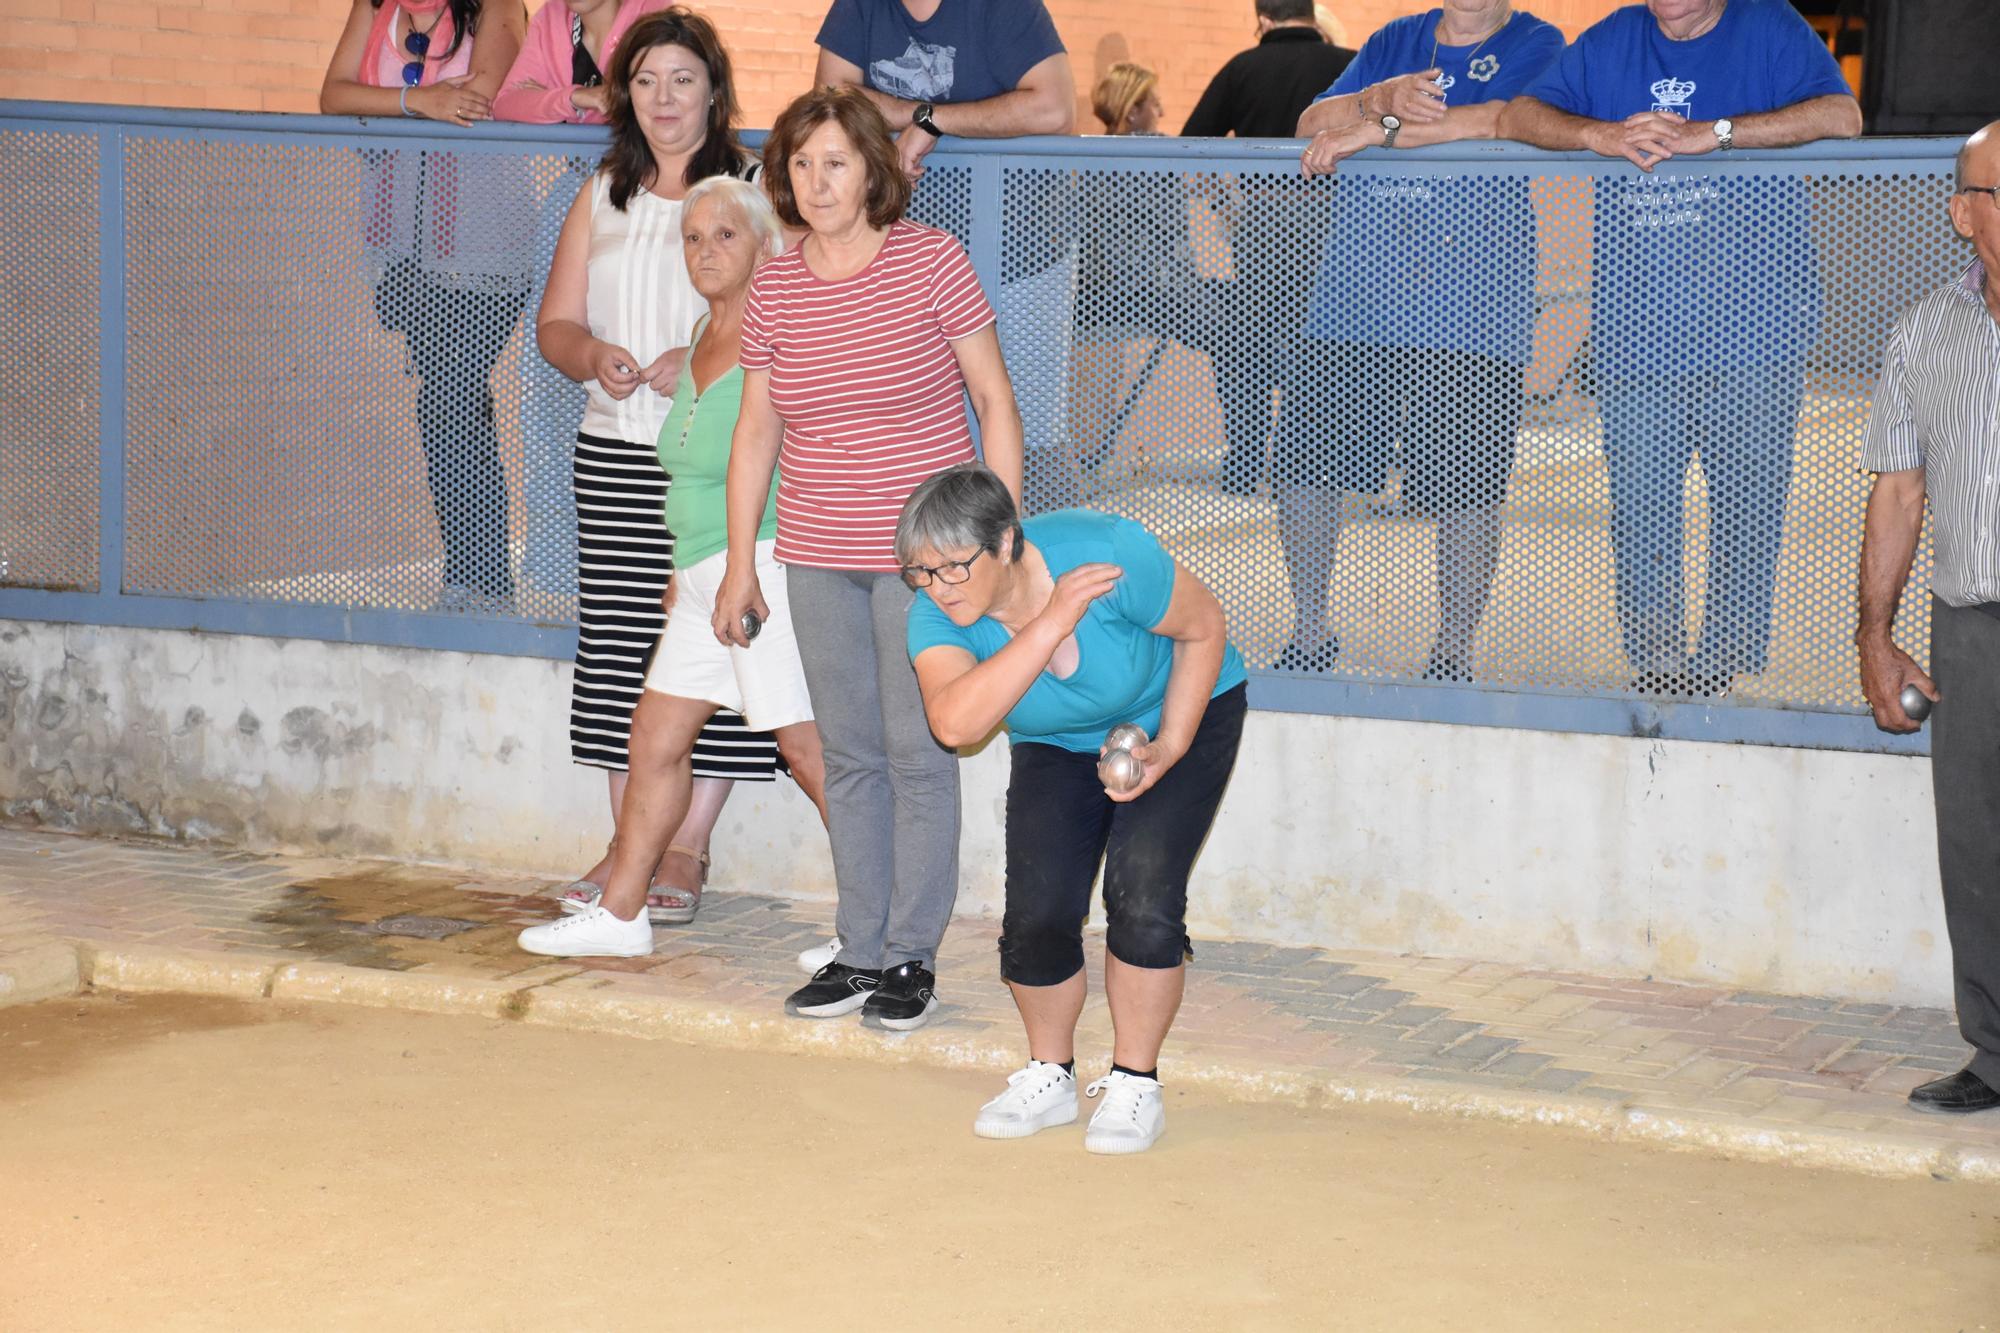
<box><xmin>894</xmin><ymin>463</ymin><xmax>1023</xmax><ymax>566</ymax></box>
<box><xmin>682</xmin><ymin>175</ymin><xmax>786</xmax><ymax>258</ymax></box>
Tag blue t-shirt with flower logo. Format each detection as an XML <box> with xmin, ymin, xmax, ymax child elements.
<box><xmin>906</xmin><ymin>509</ymin><xmax>1247</xmax><ymax>754</ymax></box>
<box><xmin>1302</xmin><ymin>10</ymin><xmax>1565</xmax><ymax>361</ymax></box>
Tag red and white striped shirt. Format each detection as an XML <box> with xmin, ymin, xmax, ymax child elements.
<box><xmin>742</xmin><ymin>220</ymin><xmax>996</xmax><ymax>572</ymax></box>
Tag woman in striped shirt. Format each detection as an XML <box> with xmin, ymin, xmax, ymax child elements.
<box><xmin>714</xmin><ymin>88</ymin><xmax>1025</xmax><ymax>1031</ymax></box>
<box><xmin>531</xmin><ymin>10</ymin><xmax>780</xmax><ymax>926</ymax></box>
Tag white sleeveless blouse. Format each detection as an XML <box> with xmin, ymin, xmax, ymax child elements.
<box><xmin>580</xmin><ymin>171</ymin><xmax>701</xmax><ymax>443</ymax></box>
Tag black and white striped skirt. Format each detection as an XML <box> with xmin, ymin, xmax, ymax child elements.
<box><xmin>570</xmin><ymin>432</ymin><xmax>779</xmax><ymax>779</ymax></box>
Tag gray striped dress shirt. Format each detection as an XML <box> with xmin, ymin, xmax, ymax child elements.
<box><xmin>1862</xmin><ymin>259</ymin><xmax>2000</xmax><ymax>607</ymax></box>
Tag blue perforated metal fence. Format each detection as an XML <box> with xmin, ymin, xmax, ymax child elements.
<box><xmin>0</xmin><ymin>102</ymin><xmax>1967</xmax><ymax>755</ymax></box>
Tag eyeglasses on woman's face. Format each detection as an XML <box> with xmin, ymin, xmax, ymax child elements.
<box><xmin>900</xmin><ymin>548</ymin><xmax>988</xmax><ymax>589</ymax></box>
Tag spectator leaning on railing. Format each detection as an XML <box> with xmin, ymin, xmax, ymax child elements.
<box><xmin>320</xmin><ymin>0</ymin><xmax>531</xmax><ymax>615</ymax></box>
<box><xmin>811</xmin><ymin>0</ymin><xmax>1076</xmax><ymax>183</ymax></box>
<box><xmin>1498</xmin><ymin>0</ymin><xmax>1862</xmax><ymax>699</ymax></box>
<box><xmin>1854</xmin><ymin>121</ymin><xmax>2000</xmax><ymax>1117</ymax></box>
<box><xmin>494</xmin><ymin>0</ymin><xmax>668</xmax><ymax>124</ymax></box>
<box><xmin>1271</xmin><ymin>0</ymin><xmax>1562</xmax><ymax>679</ymax></box>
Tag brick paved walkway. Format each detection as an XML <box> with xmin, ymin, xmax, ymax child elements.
<box><xmin>1</xmin><ymin>825</ymin><xmax>1994</xmax><ymax>1178</ymax></box>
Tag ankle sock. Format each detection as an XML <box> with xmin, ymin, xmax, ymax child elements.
<box><xmin>1034</xmin><ymin>1058</ymin><xmax>1076</xmax><ymax>1077</ymax></box>
<box><xmin>1111</xmin><ymin>1062</ymin><xmax>1158</xmax><ymax>1083</ymax></box>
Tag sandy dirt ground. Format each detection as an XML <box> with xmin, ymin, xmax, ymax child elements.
<box><xmin>1</xmin><ymin>994</ymin><xmax>1996</xmax><ymax>1331</ymax></box>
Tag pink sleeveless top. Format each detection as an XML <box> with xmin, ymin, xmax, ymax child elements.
<box><xmin>360</xmin><ymin>0</ymin><xmax>475</xmax><ymax>89</ymax></box>
<box><xmin>355</xmin><ymin>1</ymin><xmax>529</xmax><ymax>288</ymax></box>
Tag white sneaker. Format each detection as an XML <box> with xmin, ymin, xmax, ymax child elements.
<box><xmin>974</xmin><ymin>1061</ymin><xmax>1079</xmax><ymax>1139</ymax></box>
<box><xmin>1083</xmin><ymin>1071</ymin><xmax>1165</xmax><ymax>1155</ymax></box>
<box><xmin>518</xmin><ymin>905</ymin><xmax>653</xmax><ymax>958</ymax></box>
<box><xmin>797</xmin><ymin>937</ymin><xmax>841</xmax><ymax>974</ymax></box>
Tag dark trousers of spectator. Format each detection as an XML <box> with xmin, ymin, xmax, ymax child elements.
<box><xmin>1929</xmin><ymin>597</ymin><xmax>2000</xmax><ymax>1087</ymax></box>
<box><xmin>1214</xmin><ymin>193</ymin><xmax>1324</xmax><ymax>493</ymax></box>
<box><xmin>1599</xmin><ymin>366</ymin><xmax>1804</xmax><ymax>676</ymax></box>
<box><xmin>408</xmin><ymin>280</ymin><xmax>524</xmax><ymax>601</ymax></box>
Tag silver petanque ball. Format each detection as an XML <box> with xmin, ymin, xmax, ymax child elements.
<box><xmin>1899</xmin><ymin>683</ymin><xmax>1932</xmax><ymax>724</ymax></box>
<box><xmin>1103</xmin><ymin>722</ymin><xmax>1149</xmax><ymax>754</ymax></box>
<box><xmin>1098</xmin><ymin>747</ymin><xmax>1145</xmax><ymax>794</ymax></box>
<box><xmin>740</xmin><ymin>610</ymin><xmax>762</xmax><ymax>642</ymax></box>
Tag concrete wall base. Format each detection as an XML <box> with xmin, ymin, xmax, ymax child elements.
<box><xmin>0</xmin><ymin>619</ymin><xmax>1951</xmax><ymax>1005</ymax></box>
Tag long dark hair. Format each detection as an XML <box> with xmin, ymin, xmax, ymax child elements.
<box><xmin>371</xmin><ymin>0</ymin><xmax>481</xmax><ymax>62</ymax></box>
<box><xmin>603</xmin><ymin>8</ymin><xmax>744</xmax><ymax>211</ymax></box>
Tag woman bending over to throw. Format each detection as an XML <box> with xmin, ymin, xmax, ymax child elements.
<box><xmin>900</xmin><ymin>465</ymin><xmax>1247</xmax><ymax>1153</ymax></box>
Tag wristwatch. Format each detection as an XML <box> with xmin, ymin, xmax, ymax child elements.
<box><xmin>1380</xmin><ymin>113</ymin><xmax>1402</xmax><ymax>149</ymax></box>
<box><xmin>1713</xmin><ymin>117</ymin><xmax>1734</xmax><ymax>150</ymax></box>
<box><xmin>912</xmin><ymin>101</ymin><xmax>942</xmax><ymax>138</ymax></box>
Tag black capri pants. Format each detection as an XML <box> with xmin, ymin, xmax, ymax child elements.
<box><xmin>1000</xmin><ymin>684</ymin><xmax>1247</xmax><ymax>987</ymax></box>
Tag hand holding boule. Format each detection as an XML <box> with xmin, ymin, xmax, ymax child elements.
<box><xmin>1098</xmin><ymin>747</ymin><xmax>1144</xmax><ymax>795</ymax></box>
<box><xmin>1899</xmin><ymin>683</ymin><xmax>1932</xmax><ymax>724</ymax></box>
<box><xmin>1103</xmin><ymin>722</ymin><xmax>1148</xmax><ymax>754</ymax></box>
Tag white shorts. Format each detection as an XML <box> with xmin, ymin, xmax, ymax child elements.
<box><xmin>645</xmin><ymin>541</ymin><xmax>815</xmax><ymax>733</ymax></box>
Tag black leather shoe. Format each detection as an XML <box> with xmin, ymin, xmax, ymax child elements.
<box><xmin>1907</xmin><ymin>1067</ymin><xmax>2000</xmax><ymax>1114</ymax></box>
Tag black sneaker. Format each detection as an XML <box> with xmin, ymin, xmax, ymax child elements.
<box><xmin>862</xmin><ymin>961</ymin><xmax>939</xmax><ymax>1032</ymax></box>
<box><xmin>784</xmin><ymin>962</ymin><xmax>882</xmax><ymax>1018</ymax></box>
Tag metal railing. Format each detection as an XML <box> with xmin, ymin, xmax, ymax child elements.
<box><xmin>0</xmin><ymin>101</ymin><xmax>1967</xmax><ymax>755</ymax></box>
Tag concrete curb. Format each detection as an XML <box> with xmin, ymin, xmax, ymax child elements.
<box><xmin>0</xmin><ymin>938</ymin><xmax>82</xmax><ymax>1007</ymax></box>
<box><xmin>268</xmin><ymin>961</ymin><xmax>523</xmax><ymax>1018</ymax></box>
<box><xmin>15</xmin><ymin>940</ymin><xmax>1995</xmax><ymax>1183</ymax></box>
<box><xmin>79</xmin><ymin>943</ymin><xmax>288</xmax><ymax>1000</ymax></box>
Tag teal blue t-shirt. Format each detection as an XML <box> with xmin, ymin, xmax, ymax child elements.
<box><xmin>905</xmin><ymin>509</ymin><xmax>1249</xmax><ymax>753</ymax></box>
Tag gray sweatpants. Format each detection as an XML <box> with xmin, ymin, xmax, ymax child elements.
<box><xmin>787</xmin><ymin>565</ymin><xmax>962</xmax><ymax>971</ymax></box>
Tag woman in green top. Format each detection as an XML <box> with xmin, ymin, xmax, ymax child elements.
<box><xmin>520</xmin><ymin>176</ymin><xmax>828</xmax><ymax>959</ymax></box>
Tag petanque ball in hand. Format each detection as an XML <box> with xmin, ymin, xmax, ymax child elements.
<box><xmin>740</xmin><ymin>610</ymin><xmax>762</xmax><ymax>642</ymax></box>
<box><xmin>1099</xmin><ymin>747</ymin><xmax>1144</xmax><ymax>794</ymax></box>
<box><xmin>1899</xmin><ymin>683</ymin><xmax>1932</xmax><ymax>724</ymax></box>
<box><xmin>1103</xmin><ymin>722</ymin><xmax>1149</xmax><ymax>753</ymax></box>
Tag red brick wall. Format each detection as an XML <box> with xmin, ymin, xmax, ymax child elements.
<box><xmin>0</xmin><ymin>0</ymin><xmax>1631</xmax><ymax>126</ymax></box>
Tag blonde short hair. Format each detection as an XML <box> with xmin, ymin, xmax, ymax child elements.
<box><xmin>1091</xmin><ymin>62</ymin><xmax>1158</xmax><ymax>135</ymax></box>
<box><xmin>682</xmin><ymin>174</ymin><xmax>786</xmax><ymax>258</ymax></box>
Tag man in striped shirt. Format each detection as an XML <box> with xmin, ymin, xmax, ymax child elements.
<box><xmin>1856</xmin><ymin>121</ymin><xmax>2000</xmax><ymax>1116</ymax></box>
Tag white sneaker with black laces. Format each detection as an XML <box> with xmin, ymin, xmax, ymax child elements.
<box><xmin>796</xmin><ymin>937</ymin><xmax>841</xmax><ymax>974</ymax></box>
<box><xmin>517</xmin><ymin>904</ymin><xmax>653</xmax><ymax>958</ymax></box>
<box><xmin>1083</xmin><ymin>1071</ymin><xmax>1165</xmax><ymax>1154</ymax></box>
<box><xmin>973</xmin><ymin>1061</ymin><xmax>1079</xmax><ymax>1139</ymax></box>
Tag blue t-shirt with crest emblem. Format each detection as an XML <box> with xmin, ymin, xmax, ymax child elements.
<box><xmin>1522</xmin><ymin>0</ymin><xmax>1852</xmax><ymax>376</ymax></box>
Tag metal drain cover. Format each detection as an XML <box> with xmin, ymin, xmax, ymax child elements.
<box><xmin>355</xmin><ymin>915</ymin><xmax>485</xmax><ymax>940</ymax></box>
